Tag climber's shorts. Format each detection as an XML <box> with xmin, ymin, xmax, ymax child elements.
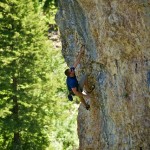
<box><xmin>68</xmin><ymin>74</ymin><xmax>87</xmax><ymax>96</ymax></box>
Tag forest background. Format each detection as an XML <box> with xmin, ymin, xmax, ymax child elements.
<box><xmin>0</xmin><ymin>0</ymin><xmax>79</xmax><ymax>149</ymax></box>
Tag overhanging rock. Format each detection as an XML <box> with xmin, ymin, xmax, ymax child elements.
<box><xmin>56</xmin><ymin>0</ymin><xmax>150</xmax><ymax>149</ymax></box>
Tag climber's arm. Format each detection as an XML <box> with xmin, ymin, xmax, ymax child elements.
<box><xmin>73</xmin><ymin>45</ymin><xmax>85</xmax><ymax>68</ymax></box>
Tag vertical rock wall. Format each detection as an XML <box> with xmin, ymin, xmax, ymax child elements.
<box><xmin>56</xmin><ymin>0</ymin><xmax>150</xmax><ymax>149</ymax></box>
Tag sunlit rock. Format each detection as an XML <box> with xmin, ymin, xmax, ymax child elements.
<box><xmin>56</xmin><ymin>0</ymin><xmax>150</xmax><ymax>149</ymax></box>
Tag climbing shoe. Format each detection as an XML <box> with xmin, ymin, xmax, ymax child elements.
<box><xmin>68</xmin><ymin>94</ymin><xmax>73</xmax><ymax>101</ymax></box>
<box><xmin>87</xmin><ymin>85</ymin><xmax>95</xmax><ymax>93</ymax></box>
<box><xmin>86</xmin><ymin>104</ymin><xmax>90</xmax><ymax>110</ymax></box>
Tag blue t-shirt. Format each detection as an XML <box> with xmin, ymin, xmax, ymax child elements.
<box><xmin>66</xmin><ymin>67</ymin><xmax>79</xmax><ymax>91</ymax></box>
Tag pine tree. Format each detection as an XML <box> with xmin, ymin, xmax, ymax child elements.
<box><xmin>0</xmin><ymin>0</ymin><xmax>52</xmax><ymax>149</ymax></box>
<box><xmin>39</xmin><ymin>0</ymin><xmax>58</xmax><ymax>11</ymax></box>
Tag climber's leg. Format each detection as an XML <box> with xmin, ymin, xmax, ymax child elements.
<box><xmin>78</xmin><ymin>74</ymin><xmax>91</xmax><ymax>110</ymax></box>
<box><xmin>78</xmin><ymin>74</ymin><xmax>95</xmax><ymax>93</ymax></box>
<box><xmin>79</xmin><ymin>96</ymin><xmax>90</xmax><ymax>110</ymax></box>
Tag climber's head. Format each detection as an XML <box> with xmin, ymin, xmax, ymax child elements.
<box><xmin>64</xmin><ymin>68</ymin><xmax>75</xmax><ymax>77</ymax></box>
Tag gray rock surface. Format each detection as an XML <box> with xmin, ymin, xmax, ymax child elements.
<box><xmin>56</xmin><ymin>0</ymin><xmax>150</xmax><ymax>149</ymax></box>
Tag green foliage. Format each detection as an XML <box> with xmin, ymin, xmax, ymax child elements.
<box><xmin>39</xmin><ymin>0</ymin><xmax>58</xmax><ymax>11</ymax></box>
<box><xmin>44</xmin><ymin>48</ymin><xmax>79</xmax><ymax>150</ymax></box>
<box><xmin>38</xmin><ymin>0</ymin><xmax>58</xmax><ymax>24</ymax></box>
<box><xmin>0</xmin><ymin>0</ymin><xmax>51</xmax><ymax>149</ymax></box>
<box><xmin>0</xmin><ymin>0</ymin><xmax>79</xmax><ymax>149</ymax></box>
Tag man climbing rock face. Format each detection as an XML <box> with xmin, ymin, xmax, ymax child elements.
<box><xmin>64</xmin><ymin>45</ymin><xmax>95</xmax><ymax>110</ymax></box>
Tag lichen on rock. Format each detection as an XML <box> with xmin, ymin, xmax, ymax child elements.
<box><xmin>56</xmin><ymin>0</ymin><xmax>150</xmax><ymax>149</ymax></box>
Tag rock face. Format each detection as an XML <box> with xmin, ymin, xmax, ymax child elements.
<box><xmin>56</xmin><ymin>0</ymin><xmax>150</xmax><ymax>149</ymax></box>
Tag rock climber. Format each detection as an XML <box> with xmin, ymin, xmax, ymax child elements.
<box><xmin>64</xmin><ymin>45</ymin><xmax>95</xmax><ymax>110</ymax></box>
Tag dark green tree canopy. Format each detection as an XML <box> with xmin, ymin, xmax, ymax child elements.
<box><xmin>39</xmin><ymin>0</ymin><xmax>58</xmax><ymax>11</ymax></box>
<box><xmin>0</xmin><ymin>0</ymin><xmax>51</xmax><ymax>149</ymax></box>
<box><xmin>0</xmin><ymin>0</ymin><xmax>78</xmax><ymax>149</ymax></box>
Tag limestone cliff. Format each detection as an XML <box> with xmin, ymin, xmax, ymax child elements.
<box><xmin>56</xmin><ymin>0</ymin><xmax>150</xmax><ymax>149</ymax></box>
